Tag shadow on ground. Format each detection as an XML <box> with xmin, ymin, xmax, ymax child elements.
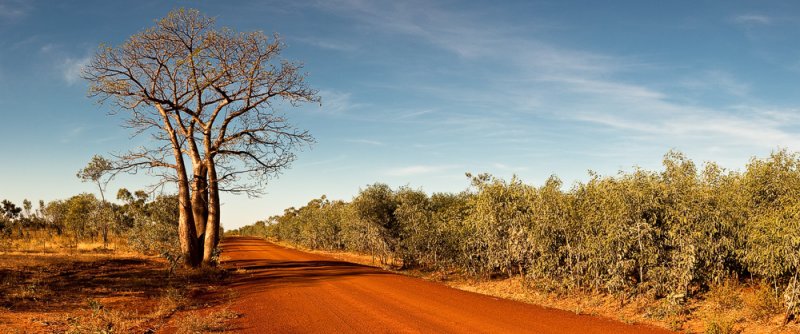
<box><xmin>0</xmin><ymin>255</ymin><xmax>172</xmax><ymax>312</ymax></box>
<box><xmin>220</xmin><ymin>238</ymin><xmax>390</xmax><ymax>293</ymax></box>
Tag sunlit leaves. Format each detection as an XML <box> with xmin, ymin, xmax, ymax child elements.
<box><xmin>240</xmin><ymin>149</ymin><xmax>800</xmax><ymax>317</ymax></box>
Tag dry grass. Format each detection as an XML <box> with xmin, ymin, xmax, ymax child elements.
<box><xmin>0</xmin><ymin>232</ymin><xmax>134</xmax><ymax>256</ymax></box>
<box><xmin>174</xmin><ymin>307</ymin><xmax>241</xmax><ymax>334</ymax></box>
<box><xmin>744</xmin><ymin>284</ymin><xmax>784</xmax><ymax>322</ymax></box>
<box><xmin>61</xmin><ymin>299</ymin><xmax>143</xmax><ymax>334</ymax></box>
<box><xmin>0</xmin><ymin>236</ymin><xmax>235</xmax><ymax>334</ymax></box>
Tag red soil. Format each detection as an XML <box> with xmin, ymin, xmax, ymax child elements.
<box><xmin>220</xmin><ymin>237</ymin><xmax>674</xmax><ymax>334</ymax></box>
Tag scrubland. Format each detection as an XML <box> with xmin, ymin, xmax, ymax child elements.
<box><xmin>0</xmin><ymin>196</ymin><xmax>235</xmax><ymax>333</ymax></box>
<box><xmin>235</xmin><ymin>149</ymin><xmax>800</xmax><ymax>333</ymax></box>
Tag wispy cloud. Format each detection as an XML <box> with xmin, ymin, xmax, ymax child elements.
<box><xmin>679</xmin><ymin>70</ymin><xmax>750</xmax><ymax>97</ymax></box>
<box><xmin>345</xmin><ymin>139</ymin><xmax>383</xmax><ymax>146</ymax></box>
<box><xmin>299</xmin><ymin>154</ymin><xmax>348</xmax><ymax>167</ymax></box>
<box><xmin>39</xmin><ymin>43</ymin><xmax>91</xmax><ymax>85</ymax></box>
<box><xmin>60</xmin><ymin>125</ymin><xmax>85</xmax><ymax>144</ymax></box>
<box><xmin>0</xmin><ymin>0</ymin><xmax>31</xmax><ymax>22</ymax></box>
<box><xmin>733</xmin><ymin>14</ymin><xmax>772</xmax><ymax>25</ymax></box>
<box><xmin>394</xmin><ymin>108</ymin><xmax>436</xmax><ymax>120</ymax></box>
<box><xmin>314</xmin><ymin>90</ymin><xmax>365</xmax><ymax>114</ymax></box>
<box><xmin>572</xmin><ymin>101</ymin><xmax>800</xmax><ymax>150</ymax></box>
<box><xmin>313</xmin><ymin>1</ymin><xmax>800</xmax><ymax>159</ymax></box>
<box><xmin>297</xmin><ymin>37</ymin><xmax>357</xmax><ymax>52</ymax></box>
<box><xmin>61</xmin><ymin>55</ymin><xmax>90</xmax><ymax>85</ymax></box>
<box><xmin>386</xmin><ymin>164</ymin><xmax>459</xmax><ymax>176</ymax></box>
<box><xmin>492</xmin><ymin>163</ymin><xmax>529</xmax><ymax>172</ymax></box>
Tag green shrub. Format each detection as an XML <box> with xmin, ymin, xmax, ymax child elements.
<box><xmin>235</xmin><ymin>149</ymin><xmax>800</xmax><ymax>321</ymax></box>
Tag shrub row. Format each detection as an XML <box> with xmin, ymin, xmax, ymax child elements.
<box><xmin>1</xmin><ymin>189</ymin><xmax>181</xmax><ymax>261</ymax></box>
<box><xmin>236</xmin><ymin>150</ymin><xmax>800</xmax><ymax>318</ymax></box>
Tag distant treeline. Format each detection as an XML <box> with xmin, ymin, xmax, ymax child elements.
<box><xmin>235</xmin><ymin>150</ymin><xmax>800</xmax><ymax>319</ymax></box>
<box><xmin>0</xmin><ymin>189</ymin><xmax>181</xmax><ymax>259</ymax></box>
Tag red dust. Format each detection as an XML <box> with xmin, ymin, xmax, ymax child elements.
<box><xmin>221</xmin><ymin>236</ymin><xmax>675</xmax><ymax>334</ymax></box>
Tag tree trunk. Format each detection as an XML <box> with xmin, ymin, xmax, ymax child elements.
<box><xmin>158</xmin><ymin>105</ymin><xmax>200</xmax><ymax>268</ymax></box>
<box><xmin>191</xmin><ymin>164</ymin><xmax>208</xmax><ymax>265</ymax></box>
<box><xmin>202</xmin><ymin>161</ymin><xmax>221</xmax><ymax>266</ymax></box>
<box><xmin>102</xmin><ymin>223</ymin><xmax>108</xmax><ymax>249</ymax></box>
<box><xmin>98</xmin><ymin>185</ymin><xmax>108</xmax><ymax>249</ymax></box>
<box><xmin>174</xmin><ymin>148</ymin><xmax>200</xmax><ymax>268</ymax></box>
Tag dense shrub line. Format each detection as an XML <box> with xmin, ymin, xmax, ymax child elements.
<box><xmin>0</xmin><ymin>189</ymin><xmax>182</xmax><ymax>260</ymax></box>
<box><xmin>236</xmin><ymin>150</ymin><xmax>800</xmax><ymax>319</ymax></box>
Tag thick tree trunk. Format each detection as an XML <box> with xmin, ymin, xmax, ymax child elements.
<box><xmin>202</xmin><ymin>162</ymin><xmax>221</xmax><ymax>266</ymax></box>
<box><xmin>191</xmin><ymin>164</ymin><xmax>208</xmax><ymax>265</ymax></box>
<box><xmin>175</xmin><ymin>149</ymin><xmax>200</xmax><ymax>268</ymax></box>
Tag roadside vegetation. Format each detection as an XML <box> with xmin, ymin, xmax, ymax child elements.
<box><xmin>0</xmin><ymin>188</ymin><xmax>189</xmax><ymax>262</ymax></box>
<box><xmin>0</xmin><ymin>189</ymin><xmax>236</xmax><ymax>333</ymax></box>
<box><xmin>234</xmin><ymin>149</ymin><xmax>800</xmax><ymax>333</ymax></box>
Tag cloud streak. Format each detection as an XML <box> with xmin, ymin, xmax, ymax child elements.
<box><xmin>385</xmin><ymin>164</ymin><xmax>460</xmax><ymax>176</ymax></box>
<box><xmin>733</xmin><ymin>14</ymin><xmax>771</xmax><ymax>25</ymax></box>
<box><xmin>313</xmin><ymin>89</ymin><xmax>366</xmax><ymax>115</ymax></box>
<box><xmin>313</xmin><ymin>1</ymin><xmax>800</xmax><ymax>162</ymax></box>
<box><xmin>345</xmin><ymin>139</ymin><xmax>384</xmax><ymax>146</ymax></box>
<box><xmin>0</xmin><ymin>0</ymin><xmax>31</xmax><ymax>21</ymax></box>
<box><xmin>297</xmin><ymin>37</ymin><xmax>358</xmax><ymax>52</ymax></box>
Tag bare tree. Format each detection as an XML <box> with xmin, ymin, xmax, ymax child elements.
<box><xmin>83</xmin><ymin>8</ymin><xmax>317</xmax><ymax>267</ymax></box>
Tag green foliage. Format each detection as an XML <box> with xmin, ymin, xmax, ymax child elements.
<box><xmin>233</xmin><ymin>149</ymin><xmax>800</xmax><ymax>321</ymax></box>
<box><xmin>124</xmin><ymin>194</ymin><xmax>180</xmax><ymax>261</ymax></box>
<box><xmin>466</xmin><ymin>174</ymin><xmax>535</xmax><ymax>277</ymax></box>
<box><xmin>63</xmin><ymin>194</ymin><xmax>98</xmax><ymax>245</ymax></box>
<box><xmin>2</xmin><ymin>188</ymin><xmax>179</xmax><ymax>267</ymax></box>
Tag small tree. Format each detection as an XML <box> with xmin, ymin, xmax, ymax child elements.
<box><xmin>78</xmin><ymin>155</ymin><xmax>114</xmax><ymax>247</ymax></box>
<box><xmin>63</xmin><ymin>194</ymin><xmax>99</xmax><ymax>247</ymax></box>
<box><xmin>1</xmin><ymin>200</ymin><xmax>22</xmax><ymax>237</ymax></box>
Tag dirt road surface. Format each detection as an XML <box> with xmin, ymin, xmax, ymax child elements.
<box><xmin>221</xmin><ymin>237</ymin><xmax>673</xmax><ymax>334</ymax></box>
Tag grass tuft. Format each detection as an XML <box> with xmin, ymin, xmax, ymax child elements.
<box><xmin>175</xmin><ymin>307</ymin><xmax>241</xmax><ymax>334</ymax></box>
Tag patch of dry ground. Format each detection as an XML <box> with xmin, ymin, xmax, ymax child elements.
<box><xmin>0</xmin><ymin>247</ymin><xmax>237</xmax><ymax>333</ymax></box>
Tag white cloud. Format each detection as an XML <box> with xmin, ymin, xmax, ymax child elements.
<box><xmin>679</xmin><ymin>70</ymin><xmax>750</xmax><ymax>97</ymax></box>
<box><xmin>0</xmin><ymin>0</ymin><xmax>31</xmax><ymax>21</ymax></box>
<box><xmin>394</xmin><ymin>108</ymin><xmax>436</xmax><ymax>120</ymax></box>
<box><xmin>61</xmin><ymin>56</ymin><xmax>90</xmax><ymax>85</ymax></box>
<box><xmin>542</xmin><ymin>75</ymin><xmax>666</xmax><ymax>100</ymax></box>
<box><xmin>733</xmin><ymin>14</ymin><xmax>771</xmax><ymax>25</ymax></box>
<box><xmin>492</xmin><ymin>163</ymin><xmax>529</xmax><ymax>172</ymax></box>
<box><xmin>315</xmin><ymin>90</ymin><xmax>365</xmax><ymax>114</ymax></box>
<box><xmin>60</xmin><ymin>125</ymin><xmax>85</xmax><ymax>143</ymax></box>
<box><xmin>345</xmin><ymin>139</ymin><xmax>383</xmax><ymax>146</ymax></box>
<box><xmin>572</xmin><ymin>100</ymin><xmax>800</xmax><ymax>150</ymax></box>
<box><xmin>40</xmin><ymin>43</ymin><xmax>55</xmax><ymax>53</ymax></box>
<box><xmin>299</xmin><ymin>155</ymin><xmax>348</xmax><ymax>167</ymax></box>
<box><xmin>315</xmin><ymin>1</ymin><xmax>800</xmax><ymax>158</ymax></box>
<box><xmin>297</xmin><ymin>37</ymin><xmax>357</xmax><ymax>52</ymax></box>
<box><xmin>39</xmin><ymin>44</ymin><xmax>91</xmax><ymax>85</ymax></box>
<box><xmin>386</xmin><ymin>164</ymin><xmax>459</xmax><ymax>176</ymax></box>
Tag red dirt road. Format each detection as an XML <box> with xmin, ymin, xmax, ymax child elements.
<box><xmin>221</xmin><ymin>237</ymin><xmax>673</xmax><ymax>334</ymax></box>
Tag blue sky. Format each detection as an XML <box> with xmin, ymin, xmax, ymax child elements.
<box><xmin>1</xmin><ymin>1</ymin><xmax>800</xmax><ymax>229</ymax></box>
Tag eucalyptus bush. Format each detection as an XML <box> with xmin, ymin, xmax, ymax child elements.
<box><xmin>238</xmin><ymin>149</ymin><xmax>800</xmax><ymax>319</ymax></box>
